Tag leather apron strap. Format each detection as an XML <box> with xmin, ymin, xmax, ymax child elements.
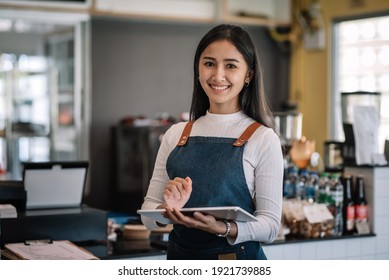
<box><xmin>177</xmin><ymin>120</ymin><xmax>261</xmax><ymax>147</ymax></box>
<box><xmin>177</xmin><ymin>120</ymin><xmax>194</xmax><ymax>146</ymax></box>
<box><xmin>233</xmin><ymin>122</ymin><xmax>262</xmax><ymax>146</ymax></box>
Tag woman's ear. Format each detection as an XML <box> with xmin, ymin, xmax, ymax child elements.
<box><xmin>244</xmin><ymin>71</ymin><xmax>253</xmax><ymax>87</ymax></box>
<box><xmin>245</xmin><ymin>71</ymin><xmax>253</xmax><ymax>83</ymax></box>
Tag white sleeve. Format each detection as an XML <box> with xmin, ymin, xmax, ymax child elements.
<box><xmin>229</xmin><ymin>129</ymin><xmax>284</xmax><ymax>244</ymax></box>
<box><xmin>140</xmin><ymin>123</ymin><xmax>185</xmax><ymax>230</ymax></box>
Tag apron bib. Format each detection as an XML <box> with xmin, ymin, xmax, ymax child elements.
<box><xmin>165</xmin><ymin>120</ymin><xmax>267</xmax><ymax>260</ymax></box>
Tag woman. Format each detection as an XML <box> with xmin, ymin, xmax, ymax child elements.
<box><xmin>141</xmin><ymin>24</ymin><xmax>283</xmax><ymax>260</ymax></box>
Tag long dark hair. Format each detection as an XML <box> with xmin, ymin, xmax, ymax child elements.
<box><xmin>189</xmin><ymin>24</ymin><xmax>275</xmax><ymax>129</ymax></box>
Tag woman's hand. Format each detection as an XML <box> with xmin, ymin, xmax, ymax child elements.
<box><xmin>158</xmin><ymin>177</ymin><xmax>237</xmax><ymax>237</ymax></box>
<box><xmin>165</xmin><ymin>208</ymin><xmax>237</xmax><ymax>238</ymax></box>
<box><xmin>163</xmin><ymin>177</ymin><xmax>192</xmax><ymax>210</ymax></box>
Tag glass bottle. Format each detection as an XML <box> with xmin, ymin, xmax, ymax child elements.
<box><xmin>317</xmin><ymin>172</ymin><xmax>329</xmax><ymax>203</ymax></box>
<box><xmin>342</xmin><ymin>173</ymin><xmax>355</xmax><ymax>235</ymax></box>
<box><xmin>284</xmin><ymin>167</ymin><xmax>298</xmax><ymax>199</ymax></box>
<box><xmin>297</xmin><ymin>169</ymin><xmax>309</xmax><ymax>200</ymax></box>
<box><xmin>355</xmin><ymin>175</ymin><xmax>368</xmax><ymax>224</ymax></box>
<box><xmin>282</xmin><ymin>168</ymin><xmax>290</xmax><ymax>198</ymax></box>
<box><xmin>306</xmin><ymin>171</ymin><xmax>319</xmax><ymax>203</ymax></box>
<box><xmin>329</xmin><ymin>173</ymin><xmax>344</xmax><ymax>236</ymax></box>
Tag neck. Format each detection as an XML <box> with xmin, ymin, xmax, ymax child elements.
<box><xmin>209</xmin><ymin>105</ymin><xmax>240</xmax><ymax>115</ymax></box>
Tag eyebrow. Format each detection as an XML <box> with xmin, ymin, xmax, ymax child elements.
<box><xmin>202</xmin><ymin>56</ymin><xmax>240</xmax><ymax>63</ymax></box>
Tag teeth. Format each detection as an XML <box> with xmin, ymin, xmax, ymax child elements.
<box><xmin>211</xmin><ymin>85</ymin><xmax>229</xmax><ymax>90</ymax></box>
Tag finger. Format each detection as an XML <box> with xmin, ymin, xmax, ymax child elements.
<box><xmin>192</xmin><ymin>211</ymin><xmax>215</xmax><ymax>225</ymax></box>
<box><xmin>165</xmin><ymin>208</ymin><xmax>183</xmax><ymax>224</ymax></box>
<box><xmin>192</xmin><ymin>211</ymin><xmax>205</xmax><ymax>220</ymax></box>
<box><xmin>166</xmin><ymin>184</ymin><xmax>183</xmax><ymax>200</ymax></box>
<box><xmin>171</xmin><ymin>208</ymin><xmax>202</xmax><ymax>228</ymax></box>
<box><xmin>171</xmin><ymin>178</ymin><xmax>189</xmax><ymax>193</ymax></box>
<box><xmin>184</xmin><ymin>177</ymin><xmax>192</xmax><ymax>193</ymax></box>
<box><xmin>173</xmin><ymin>177</ymin><xmax>192</xmax><ymax>193</ymax></box>
<box><xmin>163</xmin><ymin>188</ymin><xmax>176</xmax><ymax>202</ymax></box>
<box><xmin>159</xmin><ymin>200</ymin><xmax>173</xmax><ymax>212</ymax></box>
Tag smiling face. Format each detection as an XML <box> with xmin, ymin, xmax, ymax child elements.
<box><xmin>198</xmin><ymin>39</ymin><xmax>251</xmax><ymax>114</ymax></box>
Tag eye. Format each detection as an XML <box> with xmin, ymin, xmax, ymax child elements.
<box><xmin>226</xmin><ymin>63</ymin><xmax>237</xmax><ymax>69</ymax></box>
<box><xmin>204</xmin><ymin>61</ymin><xmax>214</xmax><ymax>67</ymax></box>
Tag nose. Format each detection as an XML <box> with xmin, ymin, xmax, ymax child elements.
<box><xmin>212</xmin><ymin>65</ymin><xmax>226</xmax><ymax>82</ymax></box>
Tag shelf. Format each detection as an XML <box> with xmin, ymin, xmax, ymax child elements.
<box><xmin>16</xmin><ymin>71</ymin><xmax>48</xmax><ymax>76</ymax></box>
<box><xmin>267</xmin><ymin>233</ymin><xmax>376</xmax><ymax>246</ymax></box>
<box><xmin>224</xmin><ymin>15</ymin><xmax>290</xmax><ymax>27</ymax></box>
<box><xmin>223</xmin><ymin>0</ymin><xmax>291</xmax><ymax>27</ymax></box>
<box><xmin>0</xmin><ymin>0</ymin><xmax>291</xmax><ymax>28</ymax></box>
<box><xmin>90</xmin><ymin>9</ymin><xmax>216</xmax><ymax>24</ymax></box>
<box><xmin>91</xmin><ymin>0</ymin><xmax>291</xmax><ymax>27</ymax></box>
<box><xmin>11</xmin><ymin>122</ymin><xmax>48</xmax><ymax>138</ymax></box>
<box><xmin>91</xmin><ymin>0</ymin><xmax>216</xmax><ymax>24</ymax></box>
<box><xmin>0</xmin><ymin>0</ymin><xmax>91</xmax><ymax>14</ymax></box>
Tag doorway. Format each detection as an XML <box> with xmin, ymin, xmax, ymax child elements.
<box><xmin>0</xmin><ymin>10</ymin><xmax>91</xmax><ymax>179</ymax></box>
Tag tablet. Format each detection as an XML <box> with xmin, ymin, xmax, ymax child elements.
<box><xmin>137</xmin><ymin>206</ymin><xmax>257</xmax><ymax>224</ymax></box>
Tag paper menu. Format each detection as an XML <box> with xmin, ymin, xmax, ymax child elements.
<box><xmin>4</xmin><ymin>240</ymin><xmax>98</xmax><ymax>260</ymax></box>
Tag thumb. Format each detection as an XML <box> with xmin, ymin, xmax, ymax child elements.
<box><xmin>184</xmin><ymin>177</ymin><xmax>192</xmax><ymax>193</ymax></box>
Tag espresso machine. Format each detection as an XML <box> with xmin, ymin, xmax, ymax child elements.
<box><xmin>274</xmin><ymin>111</ymin><xmax>303</xmax><ymax>157</ymax></box>
<box><xmin>341</xmin><ymin>91</ymin><xmax>381</xmax><ymax>165</ymax></box>
<box><xmin>274</xmin><ymin>111</ymin><xmax>303</xmax><ymax>174</ymax></box>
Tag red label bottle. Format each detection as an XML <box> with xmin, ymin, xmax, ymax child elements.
<box><xmin>342</xmin><ymin>174</ymin><xmax>355</xmax><ymax>234</ymax></box>
<box><xmin>354</xmin><ymin>175</ymin><xmax>368</xmax><ymax>224</ymax></box>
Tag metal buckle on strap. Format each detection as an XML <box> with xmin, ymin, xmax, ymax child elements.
<box><xmin>233</xmin><ymin>122</ymin><xmax>261</xmax><ymax>146</ymax></box>
<box><xmin>177</xmin><ymin>121</ymin><xmax>194</xmax><ymax>146</ymax></box>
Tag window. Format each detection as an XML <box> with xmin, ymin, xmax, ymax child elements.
<box><xmin>332</xmin><ymin>15</ymin><xmax>389</xmax><ymax>153</ymax></box>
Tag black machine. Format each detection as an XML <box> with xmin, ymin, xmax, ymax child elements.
<box><xmin>341</xmin><ymin>91</ymin><xmax>381</xmax><ymax>165</ymax></box>
<box><xmin>111</xmin><ymin>124</ymin><xmax>171</xmax><ymax>215</ymax></box>
<box><xmin>0</xmin><ymin>161</ymin><xmax>107</xmax><ymax>249</ymax></box>
<box><xmin>0</xmin><ymin>180</ymin><xmax>26</xmax><ymax>212</ymax></box>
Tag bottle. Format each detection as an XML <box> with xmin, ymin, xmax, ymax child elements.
<box><xmin>317</xmin><ymin>172</ymin><xmax>330</xmax><ymax>204</ymax></box>
<box><xmin>297</xmin><ymin>169</ymin><xmax>309</xmax><ymax>200</ymax></box>
<box><xmin>282</xmin><ymin>167</ymin><xmax>290</xmax><ymax>198</ymax></box>
<box><xmin>285</xmin><ymin>167</ymin><xmax>298</xmax><ymax>199</ymax></box>
<box><xmin>355</xmin><ymin>175</ymin><xmax>368</xmax><ymax>224</ymax></box>
<box><xmin>329</xmin><ymin>173</ymin><xmax>344</xmax><ymax>236</ymax></box>
<box><xmin>342</xmin><ymin>173</ymin><xmax>355</xmax><ymax>235</ymax></box>
<box><xmin>306</xmin><ymin>171</ymin><xmax>319</xmax><ymax>203</ymax></box>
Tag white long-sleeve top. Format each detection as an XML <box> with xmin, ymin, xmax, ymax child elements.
<box><xmin>141</xmin><ymin>111</ymin><xmax>283</xmax><ymax>244</ymax></box>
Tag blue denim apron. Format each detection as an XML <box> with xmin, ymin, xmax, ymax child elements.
<box><xmin>165</xmin><ymin>120</ymin><xmax>267</xmax><ymax>260</ymax></box>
